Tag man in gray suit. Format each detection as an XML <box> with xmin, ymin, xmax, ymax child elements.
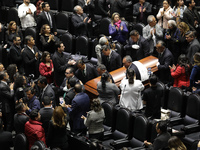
<box><xmin>143</xmin><ymin>15</ymin><xmax>163</xmax><ymax>56</ymax></box>
<box><xmin>185</xmin><ymin>31</ymin><xmax>200</xmax><ymax>63</ymax></box>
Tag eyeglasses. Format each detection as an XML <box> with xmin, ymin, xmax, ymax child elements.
<box><xmin>65</xmin><ymin>72</ymin><xmax>70</xmax><ymax>74</ymax></box>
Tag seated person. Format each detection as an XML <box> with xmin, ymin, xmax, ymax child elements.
<box><xmin>109</xmin><ymin>12</ymin><xmax>128</xmax><ymax>44</ymax></box>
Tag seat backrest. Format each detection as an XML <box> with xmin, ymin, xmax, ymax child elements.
<box><xmin>60</xmin><ymin>32</ymin><xmax>74</xmax><ymax>53</ymax></box>
<box><xmin>62</xmin><ymin>0</ymin><xmax>74</xmax><ymax>12</ymax></box>
<box><xmin>184</xmin><ymin>94</ymin><xmax>200</xmax><ymax>125</ymax></box>
<box><xmin>131</xmin><ymin>23</ymin><xmax>145</xmax><ymax>35</ymax></box>
<box><xmin>114</xmin><ymin>42</ymin><xmax>122</xmax><ymax>56</ymax></box>
<box><xmin>101</xmin><ymin>102</ymin><xmax>117</xmax><ymax>131</ymax></box>
<box><xmin>113</xmin><ymin>108</ymin><xmax>133</xmax><ymax>140</ymax></box>
<box><xmin>156</xmin><ymin>81</ymin><xmax>166</xmax><ymax>108</ymax></box>
<box><xmin>48</xmin><ymin>0</ymin><xmax>58</xmax><ymax>10</ymax></box>
<box><xmin>75</xmin><ymin>36</ymin><xmax>89</xmax><ymax>56</ymax></box>
<box><xmin>167</xmin><ymin>87</ymin><xmax>184</xmax><ymax>118</ymax></box>
<box><xmin>130</xmin><ymin>115</ymin><xmax>149</xmax><ymax>147</ymax></box>
<box><xmin>33</xmin><ymin>141</ymin><xmax>46</xmax><ymax>150</ymax></box>
<box><xmin>24</xmin><ymin>27</ymin><xmax>37</xmax><ymax>41</ymax></box>
<box><xmin>7</xmin><ymin>7</ymin><xmax>20</xmax><ymax>26</ymax></box>
<box><xmin>56</xmin><ymin>12</ymin><xmax>69</xmax><ymax>30</ymax></box>
<box><xmin>14</xmin><ymin>133</ymin><xmax>28</xmax><ymax>150</ymax></box>
<box><xmin>99</xmin><ymin>17</ymin><xmax>111</xmax><ymax>36</ymax></box>
<box><xmin>2</xmin><ymin>0</ymin><xmax>15</xmax><ymax>7</ymax></box>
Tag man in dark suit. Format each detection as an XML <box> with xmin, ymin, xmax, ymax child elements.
<box><xmin>52</xmin><ymin>41</ymin><xmax>76</xmax><ymax>86</ymax></box>
<box><xmin>75</xmin><ymin>59</ymin><xmax>98</xmax><ymax>84</ymax></box>
<box><xmin>62</xmin><ymin>84</ymin><xmax>90</xmax><ymax>134</ymax></box>
<box><xmin>96</xmin><ymin>0</ymin><xmax>110</xmax><ymax>17</ymax></box>
<box><xmin>183</xmin><ymin>0</ymin><xmax>200</xmax><ymax>32</ymax></box>
<box><xmin>97</xmin><ymin>64</ymin><xmax>114</xmax><ymax>83</ymax></box>
<box><xmin>122</xmin><ymin>55</ymin><xmax>141</xmax><ymax>80</ymax></box>
<box><xmin>9</xmin><ymin>35</ymin><xmax>24</xmax><ymax>74</ymax></box>
<box><xmin>102</xmin><ymin>45</ymin><xmax>122</xmax><ymax>72</ymax></box>
<box><xmin>0</xmin><ymin>117</ymin><xmax>13</xmax><ymax>150</ymax></box>
<box><xmin>63</xmin><ymin>78</ymin><xmax>76</xmax><ymax>105</ymax></box>
<box><xmin>39</xmin><ymin>96</ymin><xmax>53</xmax><ymax>139</ymax></box>
<box><xmin>37</xmin><ymin>2</ymin><xmax>57</xmax><ymax>35</ymax></box>
<box><xmin>144</xmin><ymin>121</ymin><xmax>171</xmax><ymax>150</ymax></box>
<box><xmin>124</xmin><ymin>30</ymin><xmax>150</xmax><ymax>61</ymax></box>
<box><xmin>185</xmin><ymin>31</ymin><xmax>200</xmax><ymax>64</ymax></box>
<box><xmin>37</xmin><ymin>76</ymin><xmax>55</xmax><ymax>107</ymax></box>
<box><xmin>71</xmin><ymin>5</ymin><xmax>92</xmax><ymax>37</ymax></box>
<box><xmin>156</xmin><ymin>40</ymin><xmax>174</xmax><ymax>84</ymax></box>
<box><xmin>78</xmin><ymin>0</ymin><xmax>95</xmax><ymax>20</ymax></box>
<box><xmin>133</xmin><ymin>0</ymin><xmax>152</xmax><ymax>24</ymax></box>
<box><xmin>0</xmin><ymin>71</ymin><xmax>14</xmax><ymax>132</ymax></box>
<box><xmin>22</xmin><ymin>35</ymin><xmax>41</xmax><ymax>78</ymax></box>
<box><xmin>14</xmin><ymin>103</ymin><xmax>29</xmax><ymax>134</ymax></box>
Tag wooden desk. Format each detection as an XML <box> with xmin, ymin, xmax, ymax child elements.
<box><xmin>85</xmin><ymin>56</ymin><xmax>158</xmax><ymax>98</ymax></box>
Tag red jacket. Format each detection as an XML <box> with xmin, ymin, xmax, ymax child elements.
<box><xmin>25</xmin><ymin>119</ymin><xmax>46</xmax><ymax>150</ymax></box>
<box><xmin>170</xmin><ymin>65</ymin><xmax>190</xmax><ymax>88</ymax></box>
<box><xmin>39</xmin><ymin>60</ymin><xmax>54</xmax><ymax>84</ymax></box>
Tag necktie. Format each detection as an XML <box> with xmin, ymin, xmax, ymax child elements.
<box><xmin>140</xmin><ymin>5</ymin><xmax>143</xmax><ymax>21</ymax></box>
<box><xmin>47</xmin><ymin>12</ymin><xmax>52</xmax><ymax>28</ymax></box>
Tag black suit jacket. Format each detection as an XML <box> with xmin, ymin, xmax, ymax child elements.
<box><xmin>111</xmin><ymin>0</ymin><xmax>132</xmax><ymax>17</ymax></box>
<box><xmin>71</xmin><ymin>13</ymin><xmax>89</xmax><ymax>36</ymax></box>
<box><xmin>124</xmin><ymin>36</ymin><xmax>150</xmax><ymax>61</ymax></box>
<box><xmin>75</xmin><ymin>63</ymin><xmax>98</xmax><ymax>84</ymax></box>
<box><xmin>9</xmin><ymin>44</ymin><xmax>24</xmax><ymax>73</ymax></box>
<box><xmin>14</xmin><ymin>113</ymin><xmax>29</xmax><ymax>134</ymax></box>
<box><xmin>158</xmin><ymin>48</ymin><xmax>174</xmax><ymax>84</ymax></box>
<box><xmin>60</xmin><ymin>76</ymin><xmax>80</xmax><ymax>91</ymax></box>
<box><xmin>22</xmin><ymin>45</ymin><xmax>41</xmax><ymax>77</ymax></box>
<box><xmin>0</xmin><ymin>81</ymin><xmax>14</xmax><ymax>113</ymax></box>
<box><xmin>37</xmin><ymin>11</ymin><xmax>57</xmax><ymax>33</ymax></box>
<box><xmin>40</xmin><ymin>85</ymin><xmax>55</xmax><ymax>105</ymax></box>
<box><xmin>102</xmin><ymin>50</ymin><xmax>122</xmax><ymax>72</ymax></box>
<box><xmin>183</xmin><ymin>7</ymin><xmax>200</xmax><ymax>31</ymax></box>
<box><xmin>96</xmin><ymin>0</ymin><xmax>109</xmax><ymax>17</ymax></box>
<box><xmin>52</xmin><ymin>51</ymin><xmax>72</xmax><ymax>86</ymax></box>
<box><xmin>64</xmin><ymin>88</ymin><xmax>76</xmax><ymax>105</ymax></box>
<box><xmin>78</xmin><ymin>0</ymin><xmax>95</xmax><ymax>18</ymax></box>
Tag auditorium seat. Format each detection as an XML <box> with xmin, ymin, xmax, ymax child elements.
<box><xmin>48</xmin><ymin>0</ymin><xmax>58</xmax><ymax>13</ymax></box>
<box><xmin>33</xmin><ymin>141</ymin><xmax>46</xmax><ymax>150</ymax></box>
<box><xmin>75</xmin><ymin>36</ymin><xmax>89</xmax><ymax>56</ymax></box>
<box><xmin>7</xmin><ymin>7</ymin><xmax>20</xmax><ymax>26</ymax></box>
<box><xmin>156</xmin><ymin>81</ymin><xmax>166</xmax><ymax>108</ymax></box>
<box><xmin>60</xmin><ymin>32</ymin><xmax>74</xmax><ymax>53</ymax></box>
<box><xmin>129</xmin><ymin>23</ymin><xmax>145</xmax><ymax>35</ymax></box>
<box><xmin>55</xmin><ymin>12</ymin><xmax>69</xmax><ymax>36</ymax></box>
<box><xmin>99</xmin><ymin>17</ymin><xmax>111</xmax><ymax>36</ymax></box>
<box><xmin>61</xmin><ymin>0</ymin><xmax>75</xmax><ymax>12</ymax></box>
<box><xmin>14</xmin><ymin>133</ymin><xmax>28</xmax><ymax>150</ymax></box>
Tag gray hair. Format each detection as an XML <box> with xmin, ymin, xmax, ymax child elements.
<box><xmin>168</xmin><ymin>20</ymin><xmax>177</xmax><ymax>28</ymax></box>
<box><xmin>123</xmin><ymin>55</ymin><xmax>132</xmax><ymax>63</ymax></box>
<box><xmin>99</xmin><ymin>37</ymin><xmax>108</xmax><ymax>46</ymax></box>
<box><xmin>97</xmin><ymin>64</ymin><xmax>106</xmax><ymax>70</ymax></box>
<box><xmin>157</xmin><ymin>40</ymin><xmax>166</xmax><ymax>47</ymax></box>
<box><xmin>147</xmin><ymin>15</ymin><xmax>155</xmax><ymax>24</ymax></box>
<box><xmin>74</xmin><ymin>5</ymin><xmax>80</xmax><ymax>13</ymax></box>
<box><xmin>25</xmin><ymin>35</ymin><xmax>33</xmax><ymax>44</ymax></box>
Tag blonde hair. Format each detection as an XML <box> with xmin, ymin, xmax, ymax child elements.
<box><xmin>168</xmin><ymin>136</ymin><xmax>187</xmax><ymax>150</ymax></box>
<box><xmin>52</xmin><ymin>106</ymin><xmax>67</xmax><ymax>128</ymax></box>
<box><xmin>111</xmin><ymin>12</ymin><xmax>120</xmax><ymax>25</ymax></box>
<box><xmin>178</xmin><ymin>22</ymin><xmax>190</xmax><ymax>36</ymax></box>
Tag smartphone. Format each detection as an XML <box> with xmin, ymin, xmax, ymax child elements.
<box><xmin>59</xmin><ymin>97</ymin><xmax>64</xmax><ymax>104</ymax></box>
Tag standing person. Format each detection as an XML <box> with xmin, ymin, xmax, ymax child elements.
<box><xmin>22</xmin><ymin>35</ymin><xmax>41</xmax><ymax>78</ymax></box>
<box><xmin>172</xmin><ymin>0</ymin><xmax>187</xmax><ymax>24</ymax></box>
<box><xmin>40</xmin><ymin>24</ymin><xmax>59</xmax><ymax>53</ymax></box>
<box><xmin>119</xmin><ymin>69</ymin><xmax>144</xmax><ymax>112</ymax></box>
<box><xmin>156</xmin><ymin>0</ymin><xmax>173</xmax><ymax>31</ymax></box>
<box><xmin>37</xmin><ymin>2</ymin><xmax>57</xmax><ymax>35</ymax></box>
<box><xmin>169</xmin><ymin>54</ymin><xmax>191</xmax><ymax>89</ymax></box>
<box><xmin>133</xmin><ymin>0</ymin><xmax>152</xmax><ymax>25</ymax></box>
<box><xmin>143</xmin><ymin>75</ymin><xmax>163</xmax><ymax>119</ymax></box>
<box><xmin>39</xmin><ymin>51</ymin><xmax>54</xmax><ymax>84</ymax></box>
<box><xmin>78</xmin><ymin>0</ymin><xmax>95</xmax><ymax>20</ymax></box>
<box><xmin>46</xmin><ymin>106</ymin><xmax>68</xmax><ymax>149</ymax></box>
<box><xmin>0</xmin><ymin>71</ymin><xmax>14</xmax><ymax>132</ymax></box>
<box><xmin>81</xmin><ymin>98</ymin><xmax>105</xmax><ymax>140</ymax></box>
<box><xmin>168</xmin><ymin>136</ymin><xmax>187</xmax><ymax>150</ymax></box>
<box><xmin>109</xmin><ymin>12</ymin><xmax>128</xmax><ymax>44</ymax></box>
<box><xmin>18</xmin><ymin>0</ymin><xmax>36</xmax><ymax>29</ymax></box>
<box><xmin>24</xmin><ymin>109</ymin><xmax>46</xmax><ymax>150</ymax></box>
<box><xmin>5</xmin><ymin>21</ymin><xmax>23</xmax><ymax>48</ymax></box>
<box><xmin>97</xmin><ymin>72</ymin><xmax>120</xmax><ymax>104</ymax></box>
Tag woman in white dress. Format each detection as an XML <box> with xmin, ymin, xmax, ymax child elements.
<box><xmin>119</xmin><ymin>69</ymin><xmax>144</xmax><ymax>111</ymax></box>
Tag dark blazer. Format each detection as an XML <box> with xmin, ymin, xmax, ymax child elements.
<box><xmin>157</xmin><ymin>48</ymin><xmax>174</xmax><ymax>84</ymax></box>
<box><xmin>78</xmin><ymin>0</ymin><xmax>95</xmax><ymax>19</ymax></box>
<box><xmin>37</xmin><ymin>11</ymin><xmax>57</xmax><ymax>33</ymax></box>
<box><xmin>128</xmin><ymin>63</ymin><xmax>141</xmax><ymax>80</ymax></box>
<box><xmin>75</xmin><ymin>63</ymin><xmax>98</xmax><ymax>84</ymax></box>
<box><xmin>67</xmin><ymin>92</ymin><xmax>90</xmax><ymax>131</ymax></box>
<box><xmin>149</xmin><ymin>131</ymin><xmax>171</xmax><ymax>150</ymax></box>
<box><xmin>40</xmin><ymin>84</ymin><xmax>55</xmax><ymax>106</ymax></box>
<box><xmin>22</xmin><ymin>45</ymin><xmax>41</xmax><ymax>77</ymax></box>
<box><xmin>71</xmin><ymin>13</ymin><xmax>89</xmax><ymax>36</ymax></box>
<box><xmin>14</xmin><ymin>113</ymin><xmax>29</xmax><ymax>134</ymax></box>
<box><xmin>186</xmin><ymin>38</ymin><xmax>200</xmax><ymax>64</ymax></box>
<box><xmin>52</xmin><ymin>51</ymin><xmax>72</xmax><ymax>86</ymax></box>
<box><xmin>60</xmin><ymin>76</ymin><xmax>80</xmax><ymax>91</ymax></box>
<box><xmin>9</xmin><ymin>44</ymin><xmax>24</xmax><ymax>73</ymax></box>
<box><xmin>124</xmin><ymin>36</ymin><xmax>150</xmax><ymax>61</ymax></box>
<box><xmin>64</xmin><ymin>88</ymin><xmax>76</xmax><ymax>105</ymax></box>
<box><xmin>183</xmin><ymin>7</ymin><xmax>200</xmax><ymax>31</ymax></box>
<box><xmin>39</xmin><ymin>107</ymin><xmax>53</xmax><ymax>139</ymax></box>
<box><xmin>102</xmin><ymin>50</ymin><xmax>122</xmax><ymax>72</ymax></box>
<box><xmin>133</xmin><ymin>2</ymin><xmax>152</xmax><ymax>25</ymax></box>
<box><xmin>0</xmin><ymin>130</ymin><xmax>13</xmax><ymax>150</ymax></box>
<box><xmin>96</xmin><ymin>0</ymin><xmax>109</xmax><ymax>17</ymax></box>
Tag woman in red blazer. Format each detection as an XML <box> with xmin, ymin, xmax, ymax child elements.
<box><xmin>39</xmin><ymin>51</ymin><xmax>54</xmax><ymax>84</ymax></box>
<box><xmin>169</xmin><ymin>54</ymin><xmax>191</xmax><ymax>88</ymax></box>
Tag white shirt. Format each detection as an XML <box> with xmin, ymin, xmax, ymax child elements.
<box><xmin>119</xmin><ymin>78</ymin><xmax>144</xmax><ymax>112</ymax></box>
<box><xmin>18</xmin><ymin>3</ymin><xmax>36</xmax><ymax>29</ymax></box>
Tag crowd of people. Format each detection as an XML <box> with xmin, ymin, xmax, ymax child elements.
<box><xmin>0</xmin><ymin>0</ymin><xmax>200</xmax><ymax>149</ymax></box>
